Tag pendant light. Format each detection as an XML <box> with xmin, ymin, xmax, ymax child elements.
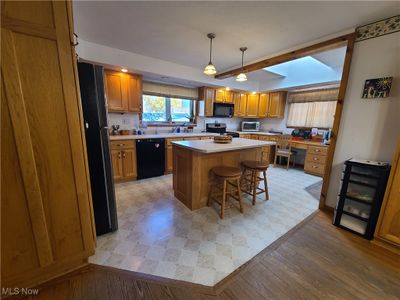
<box><xmin>203</xmin><ymin>33</ymin><xmax>217</xmax><ymax>75</ymax></box>
<box><xmin>236</xmin><ymin>47</ymin><xmax>248</xmax><ymax>82</ymax></box>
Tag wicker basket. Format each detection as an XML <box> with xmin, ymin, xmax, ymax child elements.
<box><xmin>213</xmin><ymin>135</ymin><xmax>232</xmax><ymax>144</ymax></box>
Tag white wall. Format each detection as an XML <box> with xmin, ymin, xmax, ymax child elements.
<box><xmin>326</xmin><ymin>31</ymin><xmax>400</xmax><ymax>208</ymax></box>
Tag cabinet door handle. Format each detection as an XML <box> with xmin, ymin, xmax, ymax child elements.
<box><xmin>118</xmin><ymin>152</ymin><xmax>121</xmax><ymax>159</ymax></box>
<box><xmin>312</xmin><ymin>165</ymin><xmax>318</xmax><ymax>169</ymax></box>
<box><xmin>313</xmin><ymin>158</ymin><xmax>318</xmax><ymax>161</ymax></box>
<box><xmin>122</xmin><ymin>151</ymin><xmax>126</xmax><ymax>158</ymax></box>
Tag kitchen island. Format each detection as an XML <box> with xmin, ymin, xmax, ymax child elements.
<box><xmin>172</xmin><ymin>138</ymin><xmax>275</xmax><ymax>210</ymax></box>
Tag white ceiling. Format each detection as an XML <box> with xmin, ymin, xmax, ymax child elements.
<box><xmin>73</xmin><ymin>1</ymin><xmax>400</xmax><ymax>90</ymax></box>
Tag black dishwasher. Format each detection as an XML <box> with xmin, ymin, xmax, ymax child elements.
<box><xmin>136</xmin><ymin>138</ymin><xmax>165</xmax><ymax>179</ymax></box>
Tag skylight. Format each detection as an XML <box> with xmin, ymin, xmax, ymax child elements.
<box><xmin>264</xmin><ymin>56</ymin><xmax>333</xmax><ymax>77</ymax></box>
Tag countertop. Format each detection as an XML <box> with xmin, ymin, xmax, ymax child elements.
<box><xmin>171</xmin><ymin>138</ymin><xmax>275</xmax><ymax>154</ymax></box>
<box><xmin>235</xmin><ymin>131</ymin><xmax>281</xmax><ymax>136</ymax></box>
<box><xmin>109</xmin><ymin>132</ymin><xmax>218</xmax><ymax>140</ymax></box>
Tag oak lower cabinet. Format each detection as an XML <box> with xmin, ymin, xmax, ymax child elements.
<box><xmin>375</xmin><ymin>141</ymin><xmax>400</xmax><ymax>253</ymax></box>
<box><xmin>111</xmin><ymin>140</ymin><xmax>137</xmax><ymax>181</ymax></box>
<box><xmin>1</xmin><ymin>0</ymin><xmax>95</xmax><ymax>289</ymax></box>
<box><xmin>105</xmin><ymin>70</ymin><xmax>142</xmax><ymax>113</ymax></box>
<box><xmin>304</xmin><ymin>145</ymin><xmax>328</xmax><ymax>177</ymax></box>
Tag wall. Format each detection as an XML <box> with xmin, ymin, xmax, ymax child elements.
<box><xmin>326</xmin><ymin>31</ymin><xmax>400</xmax><ymax>208</ymax></box>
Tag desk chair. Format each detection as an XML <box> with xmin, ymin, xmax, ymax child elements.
<box><xmin>274</xmin><ymin>135</ymin><xmax>297</xmax><ymax>170</ymax></box>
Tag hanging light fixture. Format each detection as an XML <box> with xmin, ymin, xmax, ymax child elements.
<box><xmin>203</xmin><ymin>33</ymin><xmax>217</xmax><ymax>75</ymax></box>
<box><xmin>236</xmin><ymin>47</ymin><xmax>248</xmax><ymax>82</ymax></box>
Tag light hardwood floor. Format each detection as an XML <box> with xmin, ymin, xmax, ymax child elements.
<box><xmin>17</xmin><ymin>211</ymin><xmax>400</xmax><ymax>300</ymax></box>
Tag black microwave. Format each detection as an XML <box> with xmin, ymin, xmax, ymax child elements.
<box><xmin>213</xmin><ymin>103</ymin><xmax>234</xmax><ymax>118</ymax></box>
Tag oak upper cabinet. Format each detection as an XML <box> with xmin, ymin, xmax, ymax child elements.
<box><xmin>198</xmin><ymin>87</ymin><xmax>215</xmax><ymax>117</ymax></box>
<box><xmin>233</xmin><ymin>92</ymin><xmax>241</xmax><ymax>117</ymax></box>
<box><xmin>110</xmin><ymin>140</ymin><xmax>137</xmax><ymax>181</ymax></box>
<box><xmin>1</xmin><ymin>0</ymin><xmax>95</xmax><ymax>289</ymax></box>
<box><xmin>239</xmin><ymin>93</ymin><xmax>247</xmax><ymax>116</ymax></box>
<box><xmin>105</xmin><ymin>70</ymin><xmax>128</xmax><ymax>112</ymax></box>
<box><xmin>246</xmin><ymin>93</ymin><xmax>260</xmax><ymax>118</ymax></box>
<box><xmin>215</xmin><ymin>89</ymin><xmax>233</xmax><ymax>103</ymax></box>
<box><xmin>375</xmin><ymin>141</ymin><xmax>400</xmax><ymax>252</ymax></box>
<box><xmin>105</xmin><ymin>70</ymin><xmax>142</xmax><ymax>113</ymax></box>
<box><xmin>269</xmin><ymin>91</ymin><xmax>287</xmax><ymax>118</ymax></box>
<box><xmin>128</xmin><ymin>74</ymin><xmax>143</xmax><ymax>112</ymax></box>
<box><xmin>258</xmin><ymin>93</ymin><xmax>270</xmax><ymax>117</ymax></box>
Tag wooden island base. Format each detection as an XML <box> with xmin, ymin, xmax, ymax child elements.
<box><xmin>172</xmin><ymin>145</ymin><xmax>262</xmax><ymax>210</ymax></box>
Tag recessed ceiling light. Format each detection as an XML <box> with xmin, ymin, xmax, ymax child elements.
<box><xmin>252</xmin><ymin>91</ymin><xmax>257</xmax><ymax>95</ymax></box>
<box><xmin>121</xmin><ymin>68</ymin><xmax>128</xmax><ymax>73</ymax></box>
<box><xmin>226</xmin><ymin>87</ymin><xmax>230</xmax><ymax>91</ymax></box>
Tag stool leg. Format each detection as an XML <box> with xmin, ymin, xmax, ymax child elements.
<box><xmin>236</xmin><ymin>178</ymin><xmax>244</xmax><ymax>213</ymax></box>
<box><xmin>221</xmin><ymin>179</ymin><xmax>227</xmax><ymax>219</ymax></box>
<box><xmin>286</xmin><ymin>155</ymin><xmax>289</xmax><ymax>170</ymax></box>
<box><xmin>252</xmin><ymin>171</ymin><xmax>257</xmax><ymax>205</ymax></box>
<box><xmin>263</xmin><ymin>170</ymin><xmax>269</xmax><ymax>200</ymax></box>
<box><xmin>207</xmin><ymin>183</ymin><xmax>214</xmax><ymax>206</ymax></box>
<box><xmin>273</xmin><ymin>154</ymin><xmax>277</xmax><ymax>167</ymax></box>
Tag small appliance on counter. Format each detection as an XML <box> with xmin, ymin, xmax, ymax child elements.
<box><xmin>241</xmin><ymin>121</ymin><xmax>260</xmax><ymax>132</ymax></box>
<box><xmin>333</xmin><ymin>158</ymin><xmax>391</xmax><ymax>240</ymax></box>
<box><xmin>206</xmin><ymin>123</ymin><xmax>239</xmax><ymax>138</ymax></box>
<box><xmin>111</xmin><ymin>125</ymin><xmax>120</xmax><ymax>135</ymax></box>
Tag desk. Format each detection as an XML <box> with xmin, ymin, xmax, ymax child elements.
<box><xmin>242</xmin><ymin>134</ymin><xmax>329</xmax><ymax>177</ymax></box>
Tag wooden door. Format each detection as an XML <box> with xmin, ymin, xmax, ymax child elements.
<box><xmin>122</xmin><ymin>148</ymin><xmax>137</xmax><ymax>179</ymax></box>
<box><xmin>246</xmin><ymin>94</ymin><xmax>259</xmax><ymax>117</ymax></box>
<box><xmin>111</xmin><ymin>150</ymin><xmax>123</xmax><ymax>180</ymax></box>
<box><xmin>376</xmin><ymin>141</ymin><xmax>400</xmax><ymax>248</ymax></box>
<box><xmin>128</xmin><ymin>74</ymin><xmax>142</xmax><ymax>112</ymax></box>
<box><xmin>215</xmin><ymin>89</ymin><xmax>225</xmax><ymax>102</ymax></box>
<box><xmin>204</xmin><ymin>88</ymin><xmax>215</xmax><ymax>116</ymax></box>
<box><xmin>239</xmin><ymin>94</ymin><xmax>247</xmax><ymax>116</ymax></box>
<box><xmin>1</xmin><ymin>1</ymin><xmax>95</xmax><ymax>288</ymax></box>
<box><xmin>105</xmin><ymin>70</ymin><xmax>129</xmax><ymax>112</ymax></box>
<box><xmin>258</xmin><ymin>93</ymin><xmax>270</xmax><ymax>117</ymax></box>
<box><xmin>269</xmin><ymin>92</ymin><xmax>286</xmax><ymax>118</ymax></box>
<box><xmin>233</xmin><ymin>92</ymin><xmax>241</xmax><ymax>116</ymax></box>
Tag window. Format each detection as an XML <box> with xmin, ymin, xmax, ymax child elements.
<box><xmin>287</xmin><ymin>101</ymin><xmax>337</xmax><ymax>128</ymax></box>
<box><xmin>142</xmin><ymin>94</ymin><xmax>194</xmax><ymax>123</ymax></box>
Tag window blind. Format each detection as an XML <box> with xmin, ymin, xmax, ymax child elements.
<box><xmin>288</xmin><ymin>88</ymin><xmax>339</xmax><ymax>103</ymax></box>
<box><xmin>142</xmin><ymin>81</ymin><xmax>198</xmax><ymax>100</ymax></box>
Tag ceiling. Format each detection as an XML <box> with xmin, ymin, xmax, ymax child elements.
<box><xmin>73</xmin><ymin>1</ymin><xmax>400</xmax><ymax>90</ymax></box>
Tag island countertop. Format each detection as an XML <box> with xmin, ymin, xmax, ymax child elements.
<box><xmin>172</xmin><ymin>138</ymin><xmax>275</xmax><ymax>154</ymax></box>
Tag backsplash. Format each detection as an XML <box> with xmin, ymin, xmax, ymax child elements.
<box><xmin>108</xmin><ymin>112</ymin><xmax>292</xmax><ymax>134</ymax></box>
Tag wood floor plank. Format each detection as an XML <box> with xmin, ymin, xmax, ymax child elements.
<box><xmin>15</xmin><ymin>211</ymin><xmax>400</xmax><ymax>300</ymax></box>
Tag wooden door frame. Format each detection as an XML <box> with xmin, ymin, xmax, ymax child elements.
<box><xmin>215</xmin><ymin>32</ymin><xmax>356</xmax><ymax>209</ymax></box>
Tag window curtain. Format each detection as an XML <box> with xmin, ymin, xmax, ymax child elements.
<box><xmin>287</xmin><ymin>88</ymin><xmax>338</xmax><ymax>128</ymax></box>
<box><xmin>287</xmin><ymin>101</ymin><xmax>337</xmax><ymax>128</ymax></box>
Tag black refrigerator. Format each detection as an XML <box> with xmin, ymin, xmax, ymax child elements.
<box><xmin>77</xmin><ymin>62</ymin><xmax>118</xmax><ymax>236</ymax></box>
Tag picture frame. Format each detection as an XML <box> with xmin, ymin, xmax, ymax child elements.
<box><xmin>362</xmin><ymin>77</ymin><xmax>393</xmax><ymax>99</ymax></box>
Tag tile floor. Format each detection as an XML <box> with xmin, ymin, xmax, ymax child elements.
<box><xmin>89</xmin><ymin>167</ymin><xmax>321</xmax><ymax>286</ymax></box>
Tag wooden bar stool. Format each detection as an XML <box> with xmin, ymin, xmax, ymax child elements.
<box><xmin>240</xmin><ymin>160</ymin><xmax>269</xmax><ymax>205</ymax></box>
<box><xmin>207</xmin><ymin>166</ymin><xmax>244</xmax><ymax>219</ymax></box>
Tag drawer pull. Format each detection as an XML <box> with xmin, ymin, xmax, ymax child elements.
<box><xmin>315</xmin><ymin>149</ymin><xmax>321</xmax><ymax>152</ymax></box>
<box><xmin>312</xmin><ymin>165</ymin><xmax>318</xmax><ymax>169</ymax></box>
<box><xmin>313</xmin><ymin>158</ymin><xmax>318</xmax><ymax>161</ymax></box>
<box><xmin>117</xmin><ymin>143</ymin><xmax>125</xmax><ymax>147</ymax></box>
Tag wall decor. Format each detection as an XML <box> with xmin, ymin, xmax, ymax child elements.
<box><xmin>356</xmin><ymin>15</ymin><xmax>400</xmax><ymax>42</ymax></box>
<box><xmin>362</xmin><ymin>77</ymin><xmax>393</xmax><ymax>99</ymax></box>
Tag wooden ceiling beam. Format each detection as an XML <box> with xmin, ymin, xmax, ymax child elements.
<box><xmin>214</xmin><ymin>32</ymin><xmax>356</xmax><ymax>80</ymax></box>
